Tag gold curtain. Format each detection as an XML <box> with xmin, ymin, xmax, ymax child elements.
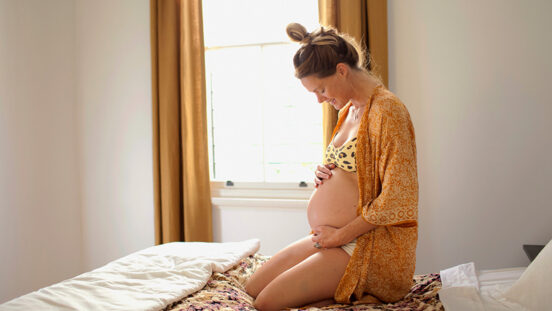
<box><xmin>318</xmin><ymin>0</ymin><xmax>388</xmax><ymax>148</ymax></box>
<box><xmin>150</xmin><ymin>0</ymin><xmax>212</xmax><ymax>244</ymax></box>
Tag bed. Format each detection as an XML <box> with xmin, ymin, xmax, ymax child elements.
<box><xmin>2</xmin><ymin>238</ymin><xmax>549</xmax><ymax>311</ymax></box>
<box><xmin>163</xmin><ymin>254</ymin><xmax>443</xmax><ymax>311</ymax></box>
<box><xmin>439</xmin><ymin>240</ymin><xmax>551</xmax><ymax>311</ymax></box>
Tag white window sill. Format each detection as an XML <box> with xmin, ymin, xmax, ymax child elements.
<box><xmin>211</xmin><ymin>197</ymin><xmax>308</xmax><ymax>209</ymax></box>
<box><xmin>210</xmin><ymin>181</ymin><xmax>314</xmax><ymax>201</ymax></box>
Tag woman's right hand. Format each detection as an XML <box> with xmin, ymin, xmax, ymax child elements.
<box><xmin>314</xmin><ymin>163</ymin><xmax>336</xmax><ymax>188</ymax></box>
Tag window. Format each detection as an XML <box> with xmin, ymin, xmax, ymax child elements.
<box><xmin>202</xmin><ymin>0</ymin><xmax>321</xmax><ymax>183</ymax></box>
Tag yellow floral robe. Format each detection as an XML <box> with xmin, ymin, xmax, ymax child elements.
<box><xmin>333</xmin><ymin>86</ymin><xmax>418</xmax><ymax>304</ymax></box>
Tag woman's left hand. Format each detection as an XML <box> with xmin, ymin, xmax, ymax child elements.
<box><xmin>311</xmin><ymin>225</ymin><xmax>345</xmax><ymax>249</ymax></box>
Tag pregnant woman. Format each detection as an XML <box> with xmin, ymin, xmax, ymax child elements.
<box><xmin>245</xmin><ymin>23</ymin><xmax>419</xmax><ymax>311</ymax></box>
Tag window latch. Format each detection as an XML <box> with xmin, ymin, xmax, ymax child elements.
<box><xmin>298</xmin><ymin>181</ymin><xmax>307</xmax><ymax>188</ymax></box>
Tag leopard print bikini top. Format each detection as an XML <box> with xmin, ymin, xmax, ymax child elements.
<box><xmin>323</xmin><ymin>135</ymin><xmax>357</xmax><ymax>172</ymax></box>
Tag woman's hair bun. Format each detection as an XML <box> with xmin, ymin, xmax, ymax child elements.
<box><xmin>286</xmin><ymin>23</ymin><xmax>310</xmax><ymax>44</ymax></box>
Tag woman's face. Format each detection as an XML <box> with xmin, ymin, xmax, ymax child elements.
<box><xmin>300</xmin><ymin>66</ymin><xmax>349</xmax><ymax>110</ymax></box>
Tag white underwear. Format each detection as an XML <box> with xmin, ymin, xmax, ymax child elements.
<box><xmin>341</xmin><ymin>239</ymin><xmax>357</xmax><ymax>256</ymax></box>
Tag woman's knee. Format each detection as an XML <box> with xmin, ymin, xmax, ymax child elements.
<box><xmin>245</xmin><ymin>278</ymin><xmax>261</xmax><ymax>298</ymax></box>
<box><xmin>253</xmin><ymin>290</ymin><xmax>281</xmax><ymax>311</ymax></box>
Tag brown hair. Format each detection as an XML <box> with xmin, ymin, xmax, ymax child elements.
<box><xmin>286</xmin><ymin>23</ymin><xmax>368</xmax><ymax>79</ymax></box>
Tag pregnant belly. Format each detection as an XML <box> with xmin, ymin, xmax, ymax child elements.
<box><xmin>307</xmin><ymin>168</ymin><xmax>359</xmax><ymax>229</ymax></box>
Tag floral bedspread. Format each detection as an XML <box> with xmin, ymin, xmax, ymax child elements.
<box><xmin>163</xmin><ymin>254</ymin><xmax>443</xmax><ymax>311</ymax></box>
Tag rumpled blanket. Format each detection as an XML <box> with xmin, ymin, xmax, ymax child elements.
<box><xmin>0</xmin><ymin>239</ymin><xmax>260</xmax><ymax>311</ymax></box>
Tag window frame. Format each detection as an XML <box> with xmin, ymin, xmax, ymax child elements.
<box><xmin>202</xmin><ymin>0</ymin><xmax>321</xmax><ymax>190</ymax></box>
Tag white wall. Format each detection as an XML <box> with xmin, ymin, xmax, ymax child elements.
<box><xmin>388</xmin><ymin>0</ymin><xmax>552</xmax><ymax>273</ymax></box>
<box><xmin>0</xmin><ymin>0</ymin><xmax>82</xmax><ymax>302</ymax></box>
<box><xmin>213</xmin><ymin>200</ymin><xmax>310</xmax><ymax>256</ymax></box>
<box><xmin>75</xmin><ymin>0</ymin><xmax>154</xmax><ymax>271</ymax></box>
<box><xmin>0</xmin><ymin>0</ymin><xmax>153</xmax><ymax>303</ymax></box>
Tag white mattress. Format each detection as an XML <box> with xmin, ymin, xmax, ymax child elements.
<box><xmin>439</xmin><ymin>262</ymin><xmax>527</xmax><ymax>311</ymax></box>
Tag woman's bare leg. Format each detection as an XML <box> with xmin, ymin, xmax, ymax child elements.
<box><xmin>253</xmin><ymin>247</ymin><xmax>350</xmax><ymax>311</ymax></box>
<box><xmin>303</xmin><ymin>298</ymin><xmax>336</xmax><ymax>308</ymax></box>
<box><xmin>245</xmin><ymin>235</ymin><xmax>319</xmax><ymax>298</ymax></box>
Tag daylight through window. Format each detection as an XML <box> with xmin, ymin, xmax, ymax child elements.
<box><xmin>203</xmin><ymin>0</ymin><xmax>321</xmax><ymax>183</ymax></box>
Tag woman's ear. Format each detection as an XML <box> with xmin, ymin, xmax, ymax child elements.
<box><xmin>336</xmin><ymin>63</ymin><xmax>348</xmax><ymax>77</ymax></box>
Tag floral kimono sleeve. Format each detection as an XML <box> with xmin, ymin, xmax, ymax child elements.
<box><xmin>362</xmin><ymin>100</ymin><xmax>418</xmax><ymax>227</ymax></box>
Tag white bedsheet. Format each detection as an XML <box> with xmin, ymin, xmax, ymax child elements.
<box><xmin>439</xmin><ymin>262</ymin><xmax>528</xmax><ymax>311</ymax></box>
<box><xmin>0</xmin><ymin>239</ymin><xmax>260</xmax><ymax>311</ymax></box>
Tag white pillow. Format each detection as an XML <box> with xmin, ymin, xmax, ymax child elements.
<box><xmin>503</xmin><ymin>239</ymin><xmax>552</xmax><ymax>311</ymax></box>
